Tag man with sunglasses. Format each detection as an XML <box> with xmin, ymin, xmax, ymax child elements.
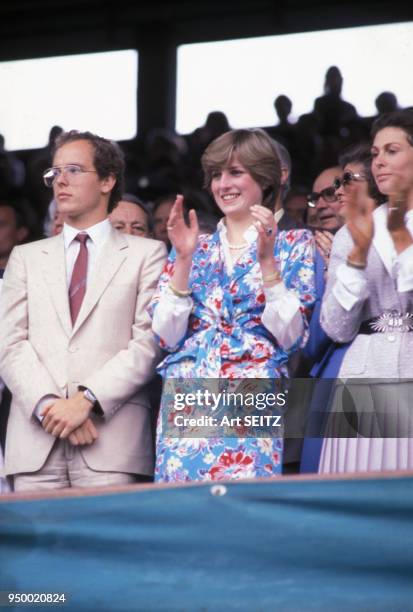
<box><xmin>0</xmin><ymin>130</ymin><xmax>167</xmax><ymax>491</ymax></box>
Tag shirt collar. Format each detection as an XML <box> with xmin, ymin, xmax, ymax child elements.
<box><xmin>217</xmin><ymin>218</ymin><xmax>258</xmax><ymax>245</ymax></box>
<box><xmin>63</xmin><ymin>218</ymin><xmax>112</xmax><ymax>249</ymax></box>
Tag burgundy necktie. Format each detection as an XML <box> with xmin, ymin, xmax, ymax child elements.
<box><xmin>69</xmin><ymin>232</ymin><xmax>89</xmax><ymax>324</ymax></box>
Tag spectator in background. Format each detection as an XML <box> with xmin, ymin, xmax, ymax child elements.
<box><xmin>186</xmin><ymin>112</ymin><xmax>232</xmax><ymax>189</ymax></box>
<box><xmin>309</xmin><ymin>166</ymin><xmax>342</xmax><ymax>268</ymax></box>
<box><xmin>52</xmin><ymin>210</ymin><xmax>64</xmax><ymax>236</ymax></box>
<box><xmin>190</xmin><ymin>111</ymin><xmax>231</xmax><ymax>152</ymax></box>
<box><xmin>43</xmin><ymin>199</ymin><xmax>64</xmax><ymax>237</ymax></box>
<box><xmin>270</xmin><ymin>140</ymin><xmax>305</xmax><ymax>230</ymax></box>
<box><xmin>375</xmin><ymin>91</ymin><xmax>399</xmax><ymax>115</ymax></box>
<box><xmin>314</xmin><ymin>66</ymin><xmax>358</xmax><ymax>136</ymax></box>
<box><xmin>274</xmin><ymin>95</ymin><xmax>293</xmax><ymax>129</ymax></box>
<box><xmin>266</xmin><ymin>95</ymin><xmax>297</xmax><ymax>164</ymax></box>
<box><xmin>362</xmin><ymin>91</ymin><xmax>401</xmax><ymax>135</ymax></box>
<box><xmin>26</xmin><ymin>125</ymin><xmax>64</xmax><ymax>222</ymax></box>
<box><xmin>110</xmin><ymin>193</ymin><xmax>151</xmax><ymax>237</ymax></box>
<box><xmin>0</xmin><ymin>134</ymin><xmax>26</xmax><ymax>193</ymax></box>
<box><xmin>313</xmin><ymin>66</ymin><xmax>363</xmax><ymax>173</ymax></box>
<box><xmin>284</xmin><ymin>186</ymin><xmax>308</xmax><ymax>226</ymax></box>
<box><xmin>152</xmin><ymin>194</ymin><xmax>175</xmax><ymax>248</ymax></box>
<box><xmin>0</xmin><ymin>199</ymin><xmax>30</xmax><ymax>272</ymax></box>
<box><xmin>134</xmin><ymin>129</ymin><xmax>188</xmax><ymax>202</ymax></box>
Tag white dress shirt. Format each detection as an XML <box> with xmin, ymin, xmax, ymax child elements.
<box><xmin>152</xmin><ymin>220</ymin><xmax>304</xmax><ymax>350</ymax></box>
<box><xmin>63</xmin><ymin>218</ymin><xmax>112</xmax><ymax>286</ymax></box>
<box><xmin>333</xmin><ymin>204</ymin><xmax>413</xmax><ymax>311</ymax></box>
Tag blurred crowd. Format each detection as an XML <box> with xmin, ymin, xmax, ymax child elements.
<box><xmin>0</xmin><ymin>66</ymin><xmax>405</xmax><ymax>247</ymax></box>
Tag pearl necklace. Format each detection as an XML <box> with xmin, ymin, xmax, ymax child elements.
<box><xmin>227</xmin><ymin>241</ymin><xmax>248</xmax><ymax>250</ymax></box>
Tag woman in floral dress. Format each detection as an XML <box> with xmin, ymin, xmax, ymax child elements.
<box><xmin>149</xmin><ymin>128</ymin><xmax>315</xmax><ymax>482</ymax></box>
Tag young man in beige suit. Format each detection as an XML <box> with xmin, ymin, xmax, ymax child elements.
<box><xmin>0</xmin><ymin>131</ymin><xmax>167</xmax><ymax>491</ymax></box>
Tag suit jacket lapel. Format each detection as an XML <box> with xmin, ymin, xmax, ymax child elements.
<box><xmin>71</xmin><ymin>228</ymin><xmax>128</xmax><ymax>336</ymax></box>
<box><xmin>42</xmin><ymin>234</ymin><xmax>72</xmax><ymax>337</ymax></box>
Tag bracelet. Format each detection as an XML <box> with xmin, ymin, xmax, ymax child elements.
<box><xmin>262</xmin><ymin>271</ymin><xmax>281</xmax><ymax>283</ymax></box>
<box><xmin>169</xmin><ymin>281</ymin><xmax>192</xmax><ymax>298</ymax></box>
<box><xmin>346</xmin><ymin>257</ymin><xmax>367</xmax><ymax>270</ymax></box>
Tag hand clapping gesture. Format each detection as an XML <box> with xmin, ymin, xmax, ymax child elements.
<box><xmin>250</xmin><ymin>204</ymin><xmax>280</xmax><ymax>285</ymax></box>
<box><xmin>315</xmin><ymin>230</ymin><xmax>334</xmax><ymax>270</ymax></box>
<box><xmin>346</xmin><ymin>189</ymin><xmax>376</xmax><ymax>264</ymax></box>
<box><xmin>251</xmin><ymin>204</ymin><xmax>277</xmax><ymax>264</ymax></box>
<box><xmin>167</xmin><ymin>194</ymin><xmax>199</xmax><ymax>260</ymax></box>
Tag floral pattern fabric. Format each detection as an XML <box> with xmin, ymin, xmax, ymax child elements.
<box><xmin>148</xmin><ymin>228</ymin><xmax>315</xmax><ymax>482</ymax></box>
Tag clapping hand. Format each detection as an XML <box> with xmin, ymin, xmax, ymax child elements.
<box><xmin>346</xmin><ymin>188</ymin><xmax>376</xmax><ymax>259</ymax></box>
<box><xmin>167</xmin><ymin>194</ymin><xmax>199</xmax><ymax>259</ymax></box>
<box><xmin>251</xmin><ymin>204</ymin><xmax>277</xmax><ymax>264</ymax></box>
<box><xmin>315</xmin><ymin>230</ymin><xmax>334</xmax><ymax>269</ymax></box>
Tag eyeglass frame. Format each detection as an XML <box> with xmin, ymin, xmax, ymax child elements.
<box><xmin>307</xmin><ymin>186</ymin><xmax>338</xmax><ymax>208</ymax></box>
<box><xmin>43</xmin><ymin>164</ymin><xmax>98</xmax><ymax>188</ymax></box>
<box><xmin>333</xmin><ymin>171</ymin><xmax>367</xmax><ymax>191</ymax></box>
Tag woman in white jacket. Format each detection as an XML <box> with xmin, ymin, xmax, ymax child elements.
<box><xmin>319</xmin><ymin>109</ymin><xmax>413</xmax><ymax>473</ymax></box>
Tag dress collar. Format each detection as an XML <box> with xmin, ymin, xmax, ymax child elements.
<box><xmin>217</xmin><ymin>218</ymin><xmax>258</xmax><ymax>247</ymax></box>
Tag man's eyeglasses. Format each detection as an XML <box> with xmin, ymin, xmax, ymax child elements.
<box><xmin>43</xmin><ymin>164</ymin><xmax>98</xmax><ymax>187</ymax></box>
<box><xmin>307</xmin><ymin>186</ymin><xmax>338</xmax><ymax>208</ymax></box>
<box><xmin>333</xmin><ymin>171</ymin><xmax>366</xmax><ymax>190</ymax></box>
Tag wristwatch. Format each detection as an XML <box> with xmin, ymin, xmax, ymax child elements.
<box><xmin>83</xmin><ymin>388</ymin><xmax>97</xmax><ymax>405</ymax></box>
<box><xmin>79</xmin><ymin>386</ymin><xmax>103</xmax><ymax>416</ymax></box>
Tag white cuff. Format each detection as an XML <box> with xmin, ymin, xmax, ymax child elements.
<box><xmin>263</xmin><ymin>280</ymin><xmax>289</xmax><ymax>302</ymax></box>
<box><xmin>262</xmin><ymin>281</ymin><xmax>304</xmax><ymax>349</ymax></box>
<box><xmin>33</xmin><ymin>394</ymin><xmax>59</xmax><ymax>422</ymax></box>
<box><xmin>332</xmin><ymin>263</ymin><xmax>369</xmax><ymax>312</ymax></box>
<box><xmin>152</xmin><ymin>287</ymin><xmax>193</xmax><ymax>349</ymax></box>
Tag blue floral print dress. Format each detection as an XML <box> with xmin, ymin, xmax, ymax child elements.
<box><xmin>148</xmin><ymin>227</ymin><xmax>315</xmax><ymax>482</ymax></box>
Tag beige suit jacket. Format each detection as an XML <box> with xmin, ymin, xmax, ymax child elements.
<box><xmin>0</xmin><ymin>228</ymin><xmax>167</xmax><ymax>476</ymax></box>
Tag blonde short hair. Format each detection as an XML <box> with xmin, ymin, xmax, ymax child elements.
<box><xmin>201</xmin><ymin>128</ymin><xmax>281</xmax><ymax>210</ymax></box>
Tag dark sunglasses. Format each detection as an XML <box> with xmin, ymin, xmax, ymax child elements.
<box><xmin>333</xmin><ymin>171</ymin><xmax>366</xmax><ymax>190</ymax></box>
<box><xmin>307</xmin><ymin>186</ymin><xmax>338</xmax><ymax>208</ymax></box>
